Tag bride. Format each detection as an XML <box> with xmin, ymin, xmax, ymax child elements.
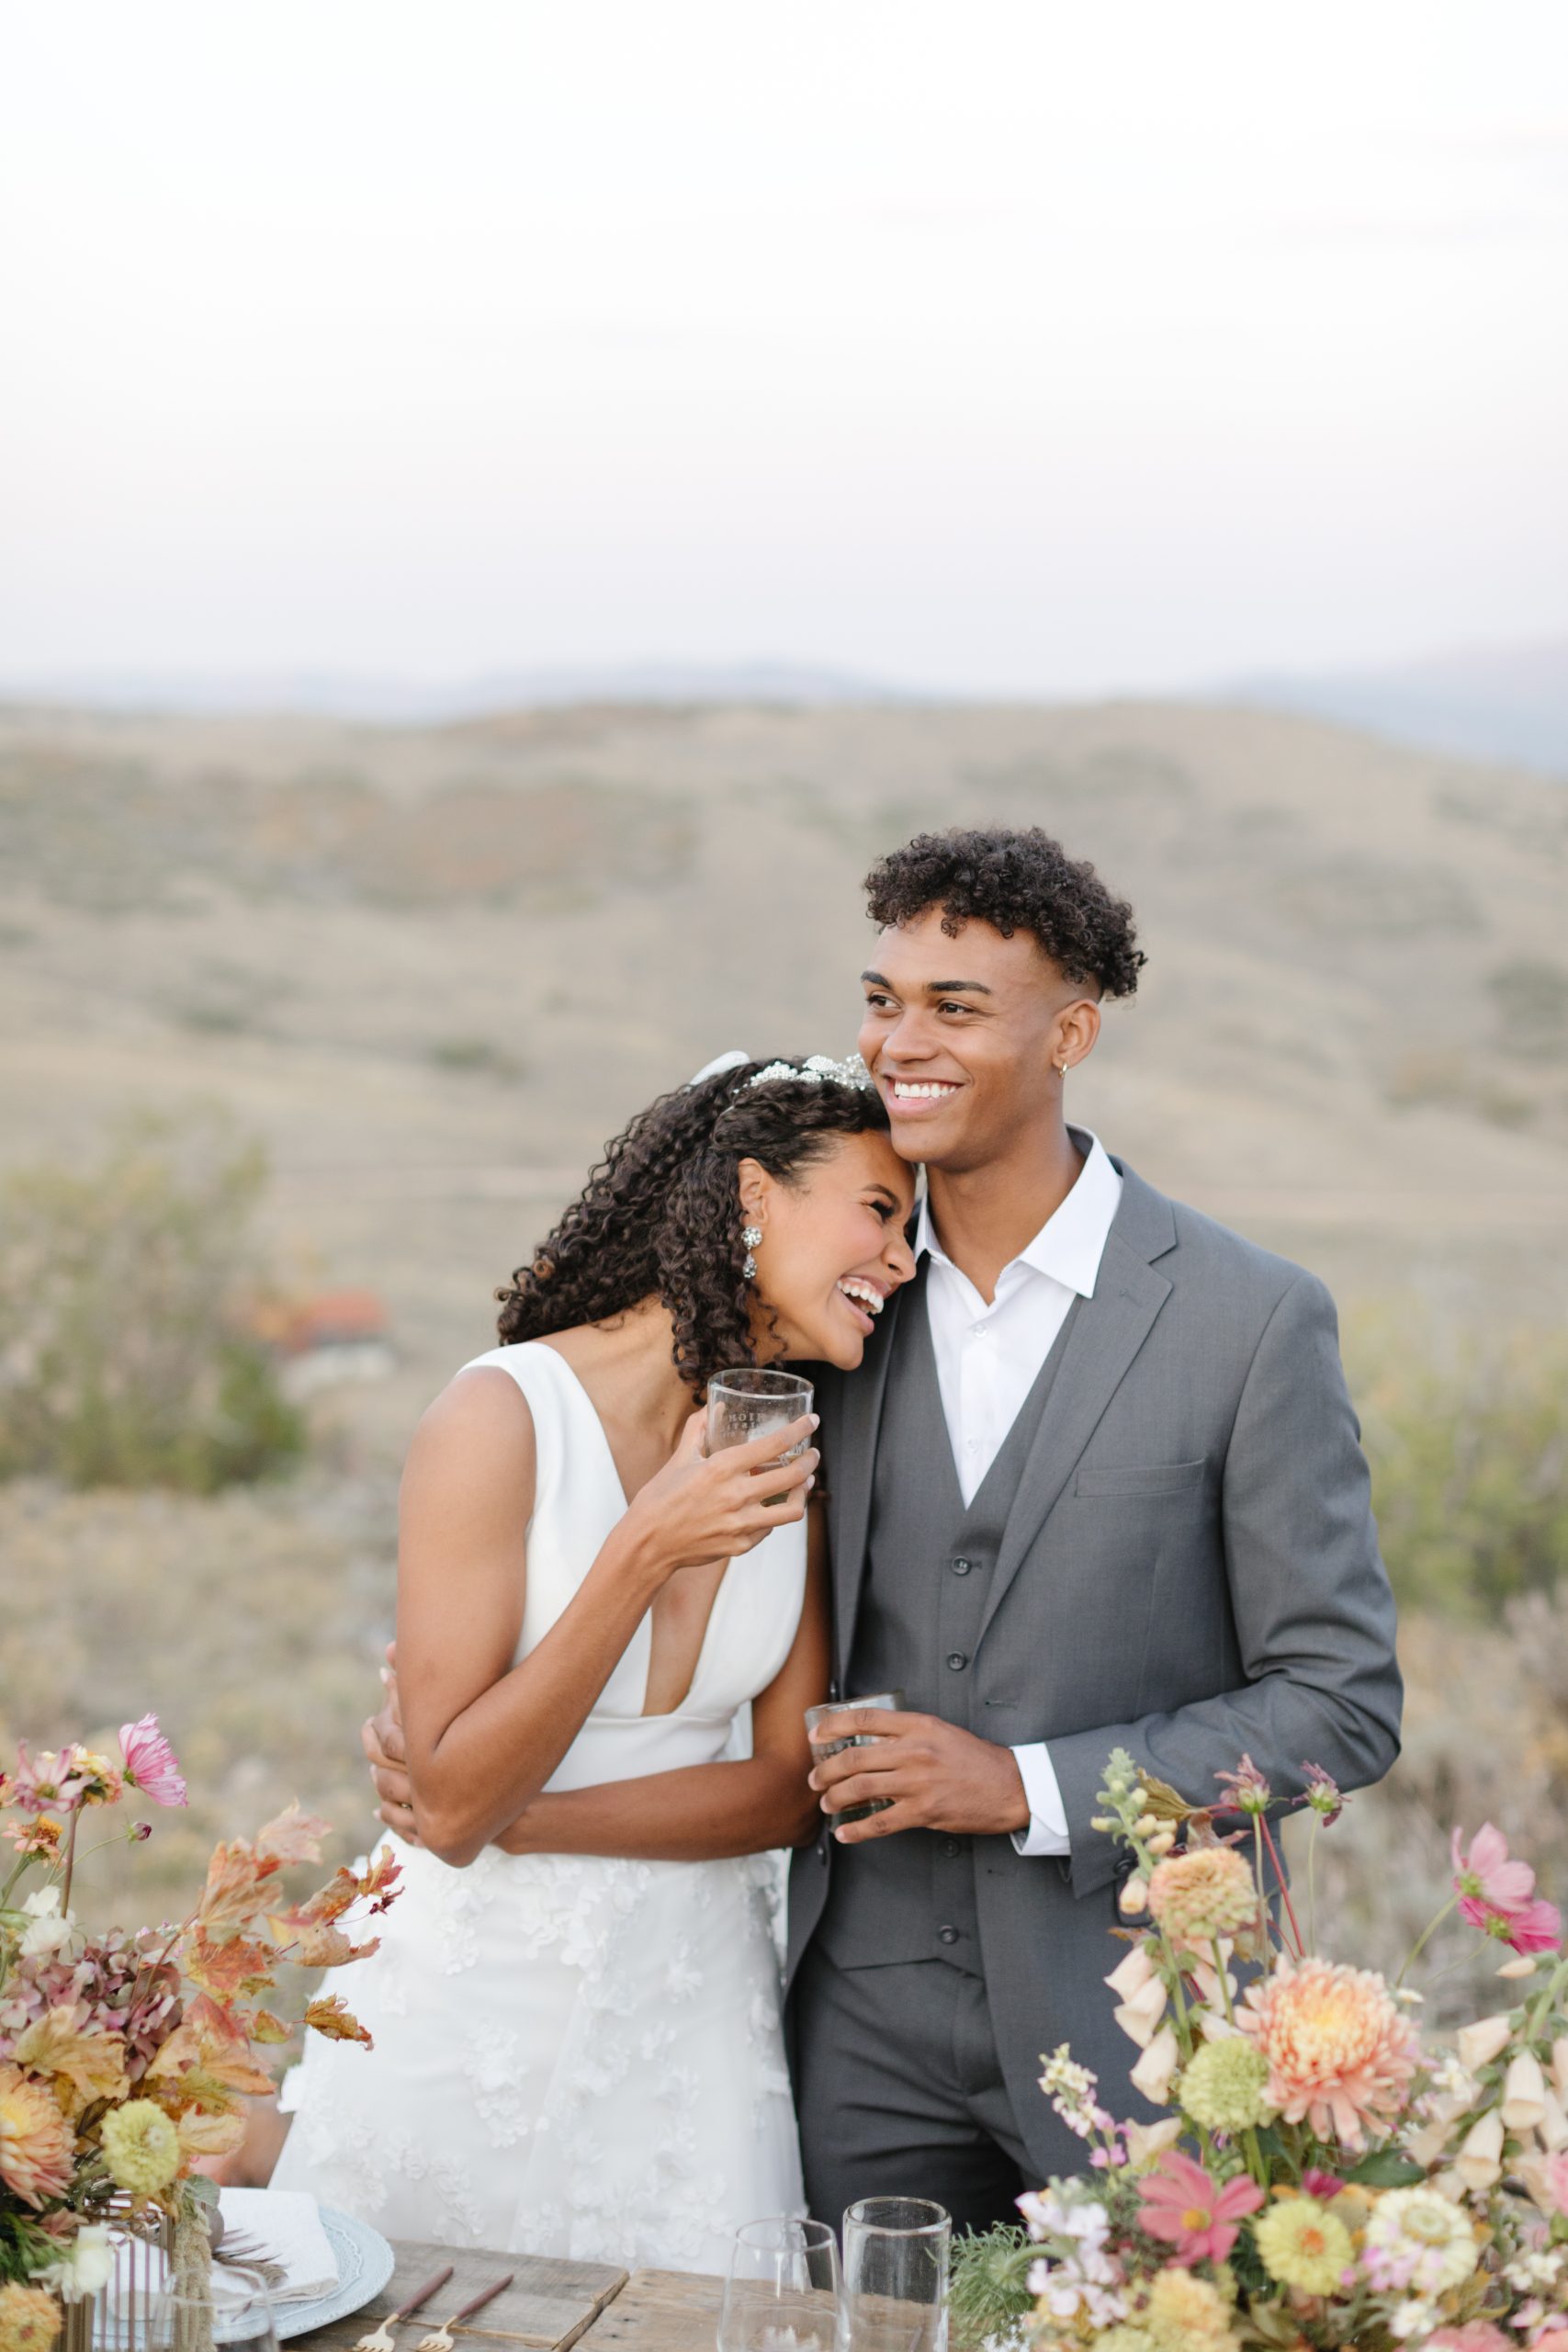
<box><xmin>272</xmin><ymin>1055</ymin><xmax>915</xmax><ymax>2271</ymax></box>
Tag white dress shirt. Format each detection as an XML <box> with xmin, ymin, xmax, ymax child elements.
<box><xmin>916</xmin><ymin>1128</ymin><xmax>1123</xmax><ymax>1858</ymax></box>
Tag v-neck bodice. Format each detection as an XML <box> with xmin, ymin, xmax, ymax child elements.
<box><xmin>458</xmin><ymin>1340</ymin><xmax>809</xmax><ymax>1791</ymax></box>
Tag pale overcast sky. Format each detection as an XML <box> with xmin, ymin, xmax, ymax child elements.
<box><xmin>2</xmin><ymin>2</ymin><xmax>1565</xmax><ymax>696</ymax></box>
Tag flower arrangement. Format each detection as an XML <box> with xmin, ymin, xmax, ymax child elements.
<box><xmin>953</xmin><ymin>1749</ymin><xmax>1568</xmax><ymax>2351</ymax></box>
<box><xmin>0</xmin><ymin>1715</ymin><xmax>398</xmax><ymax>2349</ymax></box>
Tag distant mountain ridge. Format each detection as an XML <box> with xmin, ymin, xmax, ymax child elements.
<box><xmin>5</xmin><ymin>639</ymin><xmax>1567</xmax><ymax>775</ymax></box>
<box><xmin>1232</xmin><ymin>639</ymin><xmax>1568</xmax><ymax>777</ymax></box>
<box><xmin>0</xmin><ymin>660</ymin><xmax>919</xmax><ymax>723</ymax></box>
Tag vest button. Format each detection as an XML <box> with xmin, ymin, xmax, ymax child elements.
<box><xmin>943</xmin><ymin>1838</ymin><xmax>963</xmax><ymax>1859</ymax></box>
<box><xmin>951</xmin><ymin>1556</ymin><xmax>972</xmax><ymax>1576</ymax></box>
<box><xmin>946</xmin><ymin>1651</ymin><xmax>968</xmax><ymax>1671</ymax></box>
<box><xmin>938</xmin><ymin>1925</ymin><xmax>959</xmax><ymax>1945</ymax></box>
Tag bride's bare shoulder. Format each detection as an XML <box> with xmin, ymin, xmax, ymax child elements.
<box><xmin>404</xmin><ymin>1361</ymin><xmax>538</xmax><ymax>1498</ymax></box>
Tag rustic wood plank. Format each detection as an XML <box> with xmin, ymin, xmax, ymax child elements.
<box><xmin>291</xmin><ymin>2239</ymin><xmax>628</xmax><ymax>2352</ymax></box>
<box><xmin>573</xmin><ymin>2268</ymin><xmax>722</xmax><ymax>2352</ymax></box>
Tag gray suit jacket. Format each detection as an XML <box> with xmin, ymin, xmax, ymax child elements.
<box><xmin>785</xmin><ymin>1158</ymin><xmax>1403</xmax><ymax>2177</ymax></box>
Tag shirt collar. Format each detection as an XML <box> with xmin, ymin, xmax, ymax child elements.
<box><xmin>915</xmin><ymin>1127</ymin><xmax>1122</xmax><ymax>1299</ymax></box>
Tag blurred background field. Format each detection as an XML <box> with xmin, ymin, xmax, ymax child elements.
<box><xmin>2</xmin><ymin>692</ymin><xmax>1565</xmax><ymax>2010</ymax></box>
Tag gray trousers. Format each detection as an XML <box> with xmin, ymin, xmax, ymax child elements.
<box><xmin>792</xmin><ymin>1945</ymin><xmax>1032</xmax><ymax>2237</ymax></box>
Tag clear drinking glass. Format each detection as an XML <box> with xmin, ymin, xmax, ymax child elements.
<box><xmin>147</xmin><ymin>2287</ymin><xmax>279</xmax><ymax>2352</ymax></box>
<box><xmin>804</xmin><ymin>1690</ymin><xmax>905</xmax><ymax>1826</ymax></box>
<box><xmin>706</xmin><ymin>1369</ymin><xmax>814</xmax><ymax>1507</ymax></box>
<box><xmin>840</xmin><ymin>2199</ymin><xmax>950</xmax><ymax>2352</ymax></box>
<box><xmin>717</xmin><ymin>2217</ymin><xmax>842</xmax><ymax>2352</ymax></box>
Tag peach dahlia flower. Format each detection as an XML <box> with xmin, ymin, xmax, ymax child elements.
<box><xmin>0</xmin><ymin>2065</ymin><xmax>73</xmax><ymax>2209</ymax></box>
<box><xmin>1145</xmin><ymin>1845</ymin><xmax>1256</xmax><ymax>1949</ymax></box>
<box><xmin>1235</xmin><ymin>1953</ymin><xmax>1418</xmax><ymax>2148</ymax></box>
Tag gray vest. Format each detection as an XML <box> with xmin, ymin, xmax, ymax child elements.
<box><xmin>817</xmin><ymin>1267</ymin><xmax>1081</xmax><ymax>1974</ymax></box>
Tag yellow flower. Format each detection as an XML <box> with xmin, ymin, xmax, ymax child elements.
<box><xmin>1180</xmin><ymin>2037</ymin><xmax>1274</xmax><ymax>2132</ymax></box>
<box><xmin>1142</xmin><ymin>2268</ymin><xmax>1235</xmax><ymax>2352</ymax></box>
<box><xmin>1254</xmin><ymin>2196</ymin><xmax>1354</xmax><ymax>2295</ymax></box>
<box><xmin>0</xmin><ymin>2065</ymin><xmax>74</xmax><ymax>2209</ymax></box>
<box><xmin>100</xmin><ymin>2098</ymin><xmax>182</xmax><ymax>2197</ymax></box>
<box><xmin>0</xmin><ymin>2284</ymin><xmax>62</xmax><ymax>2352</ymax></box>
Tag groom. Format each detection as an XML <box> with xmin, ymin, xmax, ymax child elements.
<box><xmin>784</xmin><ymin>824</ymin><xmax>1401</xmax><ymax>2232</ymax></box>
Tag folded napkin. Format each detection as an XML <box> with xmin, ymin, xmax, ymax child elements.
<box><xmin>217</xmin><ymin>2189</ymin><xmax>341</xmax><ymax>2306</ymax></box>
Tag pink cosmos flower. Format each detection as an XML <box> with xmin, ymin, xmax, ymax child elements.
<box><xmin>118</xmin><ymin>1715</ymin><xmax>187</xmax><ymax>1809</ymax></box>
<box><xmin>1482</xmin><ymin>1894</ymin><xmax>1562</xmax><ymax>1954</ymax></box>
<box><xmin>1135</xmin><ymin>2147</ymin><xmax>1263</xmax><ymax>2266</ymax></box>
<box><xmin>5</xmin><ymin>1744</ymin><xmax>90</xmax><ymax>1815</ymax></box>
<box><xmin>1451</xmin><ymin>1823</ymin><xmax>1536</xmax><ymax>1924</ymax></box>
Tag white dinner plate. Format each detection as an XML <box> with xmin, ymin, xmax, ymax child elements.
<box><xmin>265</xmin><ymin>2208</ymin><xmax>398</xmax><ymax>2343</ymax></box>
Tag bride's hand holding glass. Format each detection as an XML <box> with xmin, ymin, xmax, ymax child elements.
<box><xmin>621</xmin><ymin>1406</ymin><xmax>818</xmax><ymax>1574</ymax></box>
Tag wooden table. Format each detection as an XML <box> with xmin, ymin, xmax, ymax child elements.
<box><xmin>292</xmin><ymin>2243</ymin><xmax>719</xmax><ymax>2352</ymax></box>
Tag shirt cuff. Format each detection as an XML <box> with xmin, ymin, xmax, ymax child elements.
<box><xmin>1010</xmin><ymin>1742</ymin><xmax>1072</xmax><ymax>1856</ymax></box>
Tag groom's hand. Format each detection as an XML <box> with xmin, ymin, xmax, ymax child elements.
<box><xmin>807</xmin><ymin>1709</ymin><xmax>1031</xmax><ymax>1842</ymax></box>
<box><xmin>362</xmin><ymin>1642</ymin><xmax>422</xmax><ymax>1844</ymax></box>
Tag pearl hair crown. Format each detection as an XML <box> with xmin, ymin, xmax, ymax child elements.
<box><xmin>685</xmin><ymin>1047</ymin><xmax>874</xmax><ymax>1094</ymax></box>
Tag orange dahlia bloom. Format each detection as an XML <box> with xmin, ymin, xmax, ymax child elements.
<box><xmin>0</xmin><ymin>2065</ymin><xmax>74</xmax><ymax>2209</ymax></box>
<box><xmin>1236</xmin><ymin>1953</ymin><xmax>1418</xmax><ymax>2148</ymax></box>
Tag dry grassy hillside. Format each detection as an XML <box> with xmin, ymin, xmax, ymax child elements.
<box><xmin>2</xmin><ymin>697</ymin><xmax>1565</xmax><ymax>1983</ymax></box>
<box><xmin>2</xmin><ymin>695</ymin><xmax>1564</xmax><ymax>1430</ymax></box>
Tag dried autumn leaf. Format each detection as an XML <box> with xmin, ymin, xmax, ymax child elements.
<box><xmin>175</xmin><ymin>2106</ymin><xmax>248</xmax><ymax>2159</ymax></box>
<box><xmin>14</xmin><ymin>2007</ymin><xmax>130</xmax><ymax>2118</ymax></box>
<box><xmin>1138</xmin><ymin>1774</ymin><xmax>1201</xmax><ymax>1824</ymax></box>
<box><xmin>288</xmin><ymin>1921</ymin><xmax>378</xmax><ymax>1971</ymax></box>
<box><xmin>184</xmin><ymin>1928</ymin><xmax>279</xmax><ymax>2004</ymax></box>
<box><xmin>196</xmin><ymin>1838</ymin><xmax>283</xmax><ymax>1939</ymax></box>
<box><xmin>255</xmin><ymin>1803</ymin><xmax>330</xmax><ymax>1866</ymax></box>
<box><xmin>305</xmin><ymin>1995</ymin><xmax>373</xmax><ymax>2049</ymax></box>
<box><xmin>248</xmin><ymin>2010</ymin><xmax>292</xmax><ymax>2045</ymax></box>
<box><xmin>144</xmin><ymin>1993</ymin><xmax>275</xmax><ymax>2107</ymax></box>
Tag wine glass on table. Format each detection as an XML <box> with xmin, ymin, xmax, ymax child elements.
<box><xmin>717</xmin><ymin>2217</ymin><xmax>842</xmax><ymax>2352</ymax></box>
<box><xmin>706</xmin><ymin>1369</ymin><xmax>814</xmax><ymax>1509</ymax></box>
<box><xmin>841</xmin><ymin>2199</ymin><xmax>950</xmax><ymax>2352</ymax></box>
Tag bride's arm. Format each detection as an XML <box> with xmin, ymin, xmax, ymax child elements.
<box><xmin>396</xmin><ymin>1369</ymin><xmax>817</xmax><ymax>1869</ymax></box>
<box><xmin>493</xmin><ymin>1506</ymin><xmax>831</xmax><ymax>1861</ymax></box>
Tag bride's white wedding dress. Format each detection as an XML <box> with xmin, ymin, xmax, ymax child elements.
<box><xmin>272</xmin><ymin>1340</ymin><xmax>807</xmax><ymax>2271</ymax></box>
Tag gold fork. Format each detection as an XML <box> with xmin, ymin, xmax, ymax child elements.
<box><xmin>353</xmin><ymin>2265</ymin><xmax>455</xmax><ymax>2352</ymax></box>
<box><xmin>416</xmin><ymin>2274</ymin><xmax>515</xmax><ymax>2352</ymax></box>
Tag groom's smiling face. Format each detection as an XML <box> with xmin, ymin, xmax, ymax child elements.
<box><xmin>857</xmin><ymin>908</ymin><xmax>1100</xmax><ymax>1172</ymax></box>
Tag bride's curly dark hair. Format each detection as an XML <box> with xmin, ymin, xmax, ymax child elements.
<box><xmin>495</xmin><ymin>1061</ymin><xmax>892</xmax><ymax>1394</ymax></box>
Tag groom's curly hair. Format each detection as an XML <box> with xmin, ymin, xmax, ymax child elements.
<box><xmin>865</xmin><ymin>825</ymin><xmax>1145</xmax><ymax>998</ymax></box>
<box><xmin>495</xmin><ymin>1063</ymin><xmax>890</xmax><ymax>1394</ymax></box>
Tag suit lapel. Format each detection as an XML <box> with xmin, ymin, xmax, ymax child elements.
<box><xmin>828</xmin><ymin>1278</ymin><xmax>908</xmax><ymax>1683</ymax></box>
<box><xmin>976</xmin><ymin>1173</ymin><xmax>1176</xmax><ymax>1645</ymax></box>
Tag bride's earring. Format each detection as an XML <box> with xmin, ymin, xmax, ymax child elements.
<box><xmin>1056</xmin><ymin>1061</ymin><xmax>1069</xmax><ymax>1079</ymax></box>
<box><xmin>741</xmin><ymin>1226</ymin><xmax>762</xmax><ymax>1282</ymax></box>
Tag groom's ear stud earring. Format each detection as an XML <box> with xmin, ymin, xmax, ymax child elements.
<box><xmin>741</xmin><ymin>1226</ymin><xmax>762</xmax><ymax>1282</ymax></box>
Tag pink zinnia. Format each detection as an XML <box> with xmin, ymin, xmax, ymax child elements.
<box><xmin>118</xmin><ymin>1714</ymin><xmax>187</xmax><ymax>1809</ymax></box>
<box><xmin>1451</xmin><ymin>1823</ymin><xmax>1536</xmax><ymax>1925</ymax></box>
<box><xmin>1135</xmin><ymin>2147</ymin><xmax>1262</xmax><ymax>2266</ymax></box>
<box><xmin>1235</xmin><ymin>1952</ymin><xmax>1419</xmax><ymax>2149</ymax></box>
